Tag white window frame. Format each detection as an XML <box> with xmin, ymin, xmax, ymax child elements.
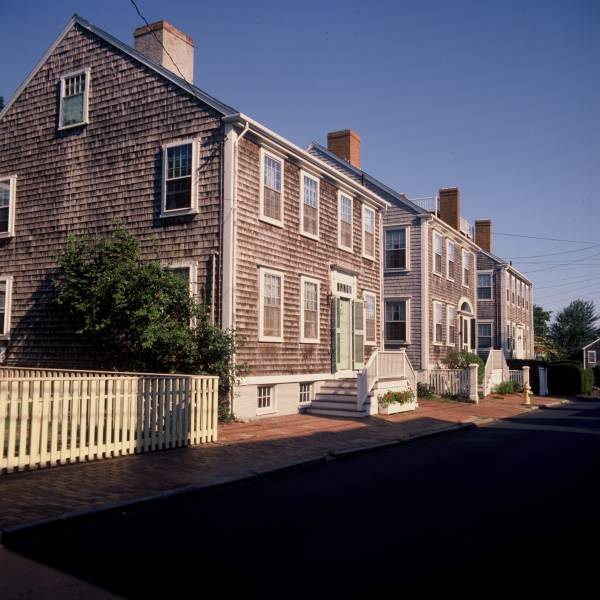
<box><xmin>462</xmin><ymin>249</ymin><xmax>470</xmax><ymax>287</ymax></box>
<box><xmin>0</xmin><ymin>275</ymin><xmax>13</xmax><ymax>338</ymax></box>
<box><xmin>58</xmin><ymin>68</ymin><xmax>91</xmax><ymax>130</ymax></box>
<box><xmin>259</xmin><ymin>147</ymin><xmax>285</xmax><ymax>228</ymax></box>
<box><xmin>477</xmin><ymin>321</ymin><xmax>494</xmax><ymax>350</ymax></box>
<box><xmin>299</xmin><ymin>170</ymin><xmax>319</xmax><ymax>240</ymax></box>
<box><xmin>337</xmin><ymin>191</ymin><xmax>354</xmax><ymax>253</ymax></box>
<box><xmin>257</xmin><ymin>385</ymin><xmax>277</xmax><ymax>415</ymax></box>
<box><xmin>167</xmin><ymin>261</ymin><xmax>198</xmax><ymax>298</ymax></box>
<box><xmin>0</xmin><ymin>176</ymin><xmax>17</xmax><ymax>238</ymax></box>
<box><xmin>384</xmin><ymin>298</ymin><xmax>410</xmax><ymax>344</ymax></box>
<box><xmin>477</xmin><ymin>270</ymin><xmax>493</xmax><ymax>301</ymax></box>
<box><xmin>161</xmin><ymin>139</ymin><xmax>198</xmax><ymax>218</ymax></box>
<box><xmin>588</xmin><ymin>350</ymin><xmax>597</xmax><ymax>365</ymax></box>
<box><xmin>299</xmin><ymin>382</ymin><xmax>313</xmax><ymax>405</ymax></box>
<box><xmin>362</xmin><ymin>205</ymin><xmax>376</xmax><ymax>260</ymax></box>
<box><xmin>384</xmin><ymin>227</ymin><xmax>409</xmax><ymax>271</ymax></box>
<box><xmin>300</xmin><ymin>276</ymin><xmax>320</xmax><ymax>344</ymax></box>
<box><xmin>433</xmin><ymin>300</ymin><xmax>444</xmax><ymax>345</ymax></box>
<box><xmin>363</xmin><ymin>290</ymin><xmax>377</xmax><ymax>346</ymax></box>
<box><xmin>447</xmin><ymin>305</ymin><xmax>456</xmax><ymax>347</ymax></box>
<box><xmin>433</xmin><ymin>231</ymin><xmax>443</xmax><ymax>276</ymax></box>
<box><xmin>446</xmin><ymin>240</ymin><xmax>455</xmax><ymax>281</ymax></box>
<box><xmin>259</xmin><ymin>267</ymin><xmax>284</xmax><ymax>343</ymax></box>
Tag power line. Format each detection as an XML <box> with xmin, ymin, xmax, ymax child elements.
<box><xmin>493</xmin><ymin>232</ymin><xmax>600</xmax><ymax>244</ymax></box>
<box><xmin>505</xmin><ymin>244</ymin><xmax>600</xmax><ymax>260</ymax></box>
<box><xmin>129</xmin><ymin>0</ymin><xmax>190</xmax><ymax>83</ymax></box>
<box><xmin>522</xmin><ymin>249</ymin><xmax>600</xmax><ymax>274</ymax></box>
<box><xmin>536</xmin><ymin>283</ymin><xmax>600</xmax><ymax>302</ymax></box>
<box><xmin>536</xmin><ymin>274</ymin><xmax>600</xmax><ymax>291</ymax></box>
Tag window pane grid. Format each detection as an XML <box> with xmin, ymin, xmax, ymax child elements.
<box><xmin>385</xmin><ymin>300</ymin><xmax>407</xmax><ymax>342</ymax></box>
<box><xmin>385</xmin><ymin>229</ymin><xmax>406</xmax><ymax>269</ymax></box>
<box><xmin>299</xmin><ymin>383</ymin><xmax>312</xmax><ymax>404</ymax></box>
<box><xmin>264</xmin><ymin>156</ymin><xmax>281</xmax><ymax>192</ymax></box>
<box><xmin>303</xmin><ymin>176</ymin><xmax>317</xmax><ymax>208</ymax></box>
<box><xmin>257</xmin><ymin>386</ymin><xmax>272</xmax><ymax>409</ymax></box>
<box><xmin>340</xmin><ymin>196</ymin><xmax>352</xmax><ymax>224</ymax></box>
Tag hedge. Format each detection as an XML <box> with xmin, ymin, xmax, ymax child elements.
<box><xmin>593</xmin><ymin>365</ymin><xmax>600</xmax><ymax>387</ymax></box>
<box><xmin>547</xmin><ymin>362</ymin><xmax>594</xmax><ymax>396</ymax></box>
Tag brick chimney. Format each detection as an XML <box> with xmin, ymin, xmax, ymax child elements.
<box><xmin>475</xmin><ymin>219</ymin><xmax>492</xmax><ymax>253</ymax></box>
<box><xmin>327</xmin><ymin>130</ymin><xmax>361</xmax><ymax>169</ymax></box>
<box><xmin>134</xmin><ymin>21</ymin><xmax>195</xmax><ymax>83</ymax></box>
<box><xmin>438</xmin><ymin>187</ymin><xmax>460</xmax><ymax>231</ymax></box>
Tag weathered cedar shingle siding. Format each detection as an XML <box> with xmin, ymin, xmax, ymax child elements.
<box><xmin>0</xmin><ymin>24</ymin><xmax>224</xmax><ymax>367</ymax></box>
<box><xmin>234</xmin><ymin>136</ymin><xmax>381</xmax><ymax>376</ymax></box>
<box><xmin>476</xmin><ymin>253</ymin><xmax>500</xmax><ymax>347</ymax></box>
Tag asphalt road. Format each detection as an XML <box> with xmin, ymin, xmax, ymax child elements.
<box><xmin>2</xmin><ymin>399</ymin><xmax>600</xmax><ymax>597</ymax></box>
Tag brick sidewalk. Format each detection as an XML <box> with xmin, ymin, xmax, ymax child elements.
<box><xmin>0</xmin><ymin>393</ymin><xmax>566</xmax><ymax>533</ymax></box>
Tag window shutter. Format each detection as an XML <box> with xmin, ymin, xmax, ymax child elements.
<box><xmin>470</xmin><ymin>318</ymin><xmax>476</xmax><ymax>351</ymax></box>
<box><xmin>353</xmin><ymin>300</ymin><xmax>365</xmax><ymax>369</ymax></box>
<box><xmin>331</xmin><ymin>297</ymin><xmax>339</xmax><ymax>372</ymax></box>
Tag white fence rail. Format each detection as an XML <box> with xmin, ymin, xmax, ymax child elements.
<box><xmin>428</xmin><ymin>369</ymin><xmax>470</xmax><ymax>398</ymax></box>
<box><xmin>509</xmin><ymin>370</ymin><xmax>523</xmax><ymax>387</ymax></box>
<box><xmin>357</xmin><ymin>350</ymin><xmax>415</xmax><ymax>411</ymax></box>
<box><xmin>0</xmin><ymin>368</ymin><xmax>218</xmax><ymax>474</ymax></box>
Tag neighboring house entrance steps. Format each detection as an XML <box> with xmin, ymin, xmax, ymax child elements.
<box><xmin>481</xmin><ymin>349</ymin><xmax>509</xmax><ymax>396</ymax></box>
<box><xmin>306</xmin><ymin>350</ymin><xmax>416</xmax><ymax>418</ymax></box>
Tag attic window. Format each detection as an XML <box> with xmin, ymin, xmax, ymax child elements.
<box><xmin>161</xmin><ymin>141</ymin><xmax>198</xmax><ymax>217</ymax></box>
<box><xmin>59</xmin><ymin>69</ymin><xmax>90</xmax><ymax>129</ymax></box>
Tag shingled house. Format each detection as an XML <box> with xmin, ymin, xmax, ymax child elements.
<box><xmin>309</xmin><ymin>140</ymin><xmax>481</xmax><ymax>371</ymax></box>
<box><xmin>0</xmin><ymin>16</ymin><xmax>393</xmax><ymax>419</ymax></box>
<box><xmin>474</xmin><ymin>221</ymin><xmax>534</xmax><ymax>359</ymax></box>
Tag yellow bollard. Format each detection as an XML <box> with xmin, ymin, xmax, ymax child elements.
<box><xmin>522</xmin><ymin>383</ymin><xmax>532</xmax><ymax>407</ymax></box>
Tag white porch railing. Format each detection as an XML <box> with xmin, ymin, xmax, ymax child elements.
<box><xmin>410</xmin><ymin>196</ymin><xmax>438</xmax><ymax>213</ymax></box>
<box><xmin>0</xmin><ymin>367</ymin><xmax>219</xmax><ymax>474</ymax></box>
<box><xmin>357</xmin><ymin>350</ymin><xmax>415</xmax><ymax>411</ymax></box>
<box><xmin>460</xmin><ymin>217</ymin><xmax>474</xmax><ymax>239</ymax></box>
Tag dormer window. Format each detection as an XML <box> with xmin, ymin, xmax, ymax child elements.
<box><xmin>59</xmin><ymin>69</ymin><xmax>90</xmax><ymax>129</ymax></box>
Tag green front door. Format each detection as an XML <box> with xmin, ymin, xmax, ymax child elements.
<box><xmin>337</xmin><ymin>298</ymin><xmax>352</xmax><ymax>371</ymax></box>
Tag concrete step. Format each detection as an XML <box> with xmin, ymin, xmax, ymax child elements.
<box><xmin>311</xmin><ymin>399</ymin><xmax>369</xmax><ymax>411</ymax></box>
<box><xmin>315</xmin><ymin>390</ymin><xmax>358</xmax><ymax>398</ymax></box>
<box><xmin>314</xmin><ymin>395</ymin><xmax>357</xmax><ymax>404</ymax></box>
<box><xmin>320</xmin><ymin>381</ymin><xmax>358</xmax><ymax>391</ymax></box>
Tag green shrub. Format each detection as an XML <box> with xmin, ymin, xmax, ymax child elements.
<box><xmin>443</xmin><ymin>351</ymin><xmax>484</xmax><ymax>384</ymax></box>
<box><xmin>594</xmin><ymin>365</ymin><xmax>600</xmax><ymax>387</ymax></box>
<box><xmin>582</xmin><ymin>369</ymin><xmax>594</xmax><ymax>395</ymax></box>
<box><xmin>417</xmin><ymin>382</ymin><xmax>434</xmax><ymax>399</ymax></box>
<box><xmin>492</xmin><ymin>380</ymin><xmax>521</xmax><ymax>394</ymax></box>
<box><xmin>547</xmin><ymin>362</ymin><xmax>590</xmax><ymax>396</ymax></box>
<box><xmin>378</xmin><ymin>389</ymin><xmax>415</xmax><ymax>407</ymax></box>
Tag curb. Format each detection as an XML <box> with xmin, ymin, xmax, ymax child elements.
<box><xmin>0</xmin><ymin>423</ymin><xmax>475</xmax><ymax>543</ymax></box>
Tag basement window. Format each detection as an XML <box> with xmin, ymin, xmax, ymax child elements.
<box><xmin>299</xmin><ymin>382</ymin><xmax>313</xmax><ymax>404</ymax></box>
<box><xmin>257</xmin><ymin>385</ymin><xmax>276</xmax><ymax>414</ymax></box>
<box><xmin>59</xmin><ymin>70</ymin><xmax>90</xmax><ymax>129</ymax></box>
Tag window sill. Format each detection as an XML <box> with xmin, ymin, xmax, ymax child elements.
<box><xmin>432</xmin><ymin>341</ymin><xmax>444</xmax><ymax>346</ymax></box>
<box><xmin>259</xmin><ymin>336</ymin><xmax>284</xmax><ymax>343</ymax></box>
<box><xmin>433</xmin><ymin>271</ymin><xmax>443</xmax><ymax>277</ymax></box>
<box><xmin>384</xmin><ymin>267</ymin><xmax>410</xmax><ymax>273</ymax></box>
<box><xmin>337</xmin><ymin>244</ymin><xmax>354</xmax><ymax>255</ymax></box>
<box><xmin>259</xmin><ymin>215</ymin><xmax>284</xmax><ymax>229</ymax></box>
<box><xmin>300</xmin><ymin>339</ymin><xmax>320</xmax><ymax>345</ymax></box>
<box><xmin>58</xmin><ymin>121</ymin><xmax>88</xmax><ymax>131</ymax></box>
<box><xmin>0</xmin><ymin>232</ymin><xmax>14</xmax><ymax>239</ymax></box>
<box><xmin>362</xmin><ymin>253</ymin><xmax>376</xmax><ymax>262</ymax></box>
<box><xmin>385</xmin><ymin>340</ymin><xmax>410</xmax><ymax>345</ymax></box>
<box><xmin>160</xmin><ymin>207</ymin><xmax>198</xmax><ymax>218</ymax></box>
<box><xmin>257</xmin><ymin>408</ymin><xmax>278</xmax><ymax>416</ymax></box>
<box><xmin>365</xmin><ymin>341</ymin><xmax>377</xmax><ymax>347</ymax></box>
<box><xmin>299</xmin><ymin>230</ymin><xmax>319</xmax><ymax>241</ymax></box>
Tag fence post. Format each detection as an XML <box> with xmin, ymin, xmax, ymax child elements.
<box><xmin>469</xmin><ymin>364</ymin><xmax>479</xmax><ymax>404</ymax></box>
<box><xmin>522</xmin><ymin>366</ymin><xmax>530</xmax><ymax>390</ymax></box>
<box><xmin>538</xmin><ymin>366</ymin><xmax>548</xmax><ymax>396</ymax></box>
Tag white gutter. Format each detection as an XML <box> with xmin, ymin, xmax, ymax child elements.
<box><xmin>223</xmin><ymin>113</ymin><xmax>390</xmax><ymax>211</ymax></box>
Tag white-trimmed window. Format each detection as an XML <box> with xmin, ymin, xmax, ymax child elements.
<box><xmin>259</xmin><ymin>268</ymin><xmax>284</xmax><ymax>342</ymax></box>
<box><xmin>0</xmin><ymin>276</ymin><xmax>13</xmax><ymax>337</ymax></box>
<box><xmin>362</xmin><ymin>206</ymin><xmax>376</xmax><ymax>259</ymax></box>
<box><xmin>167</xmin><ymin>263</ymin><xmax>197</xmax><ymax>297</ymax></box>
<box><xmin>300</xmin><ymin>170</ymin><xmax>319</xmax><ymax>239</ymax></box>
<box><xmin>257</xmin><ymin>385</ymin><xmax>275</xmax><ymax>414</ymax></box>
<box><xmin>478</xmin><ymin>322</ymin><xmax>493</xmax><ymax>349</ymax></box>
<box><xmin>385</xmin><ymin>299</ymin><xmax>408</xmax><ymax>343</ymax></box>
<box><xmin>260</xmin><ymin>149</ymin><xmax>284</xmax><ymax>227</ymax></box>
<box><xmin>384</xmin><ymin>228</ymin><xmax>407</xmax><ymax>270</ymax></box>
<box><xmin>59</xmin><ymin>69</ymin><xmax>90</xmax><ymax>129</ymax></box>
<box><xmin>300</xmin><ymin>276</ymin><xmax>320</xmax><ymax>343</ymax></box>
<box><xmin>477</xmin><ymin>272</ymin><xmax>492</xmax><ymax>300</ymax></box>
<box><xmin>338</xmin><ymin>192</ymin><xmax>353</xmax><ymax>252</ymax></box>
<box><xmin>299</xmin><ymin>382</ymin><xmax>313</xmax><ymax>404</ymax></box>
<box><xmin>162</xmin><ymin>141</ymin><xmax>197</xmax><ymax>216</ymax></box>
<box><xmin>447</xmin><ymin>305</ymin><xmax>456</xmax><ymax>347</ymax></box>
<box><xmin>364</xmin><ymin>291</ymin><xmax>377</xmax><ymax>345</ymax></box>
<box><xmin>446</xmin><ymin>240</ymin><xmax>455</xmax><ymax>281</ymax></box>
<box><xmin>525</xmin><ymin>286</ymin><xmax>530</xmax><ymax>309</ymax></box>
<box><xmin>511</xmin><ymin>276</ymin><xmax>516</xmax><ymax>304</ymax></box>
<box><xmin>0</xmin><ymin>176</ymin><xmax>16</xmax><ymax>237</ymax></box>
<box><xmin>588</xmin><ymin>350</ymin><xmax>597</xmax><ymax>365</ymax></box>
<box><xmin>433</xmin><ymin>231</ymin><xmax>443</xmax><ymax>275</ymax></box>
<box><xmin>433</xmin><ymin>301</ymin><xmax>444</xmax><ymax>344</ymax></box>
<box><xmin>462</xmin><ymin>250</ymin><xmax>470</xmax><ymax>286</ymax></box>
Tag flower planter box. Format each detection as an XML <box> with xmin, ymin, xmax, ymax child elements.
<box><xmin>378</xmin><ymin>399</ymin><xmax>417</xmax><ymax>415</ymax></box>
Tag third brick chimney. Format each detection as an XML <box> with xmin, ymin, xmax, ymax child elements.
<box><xmin>327</xmin><ymin>130</ymin><xmax>361</xmax><ymax>169</ymax></box>
<box><xmin>475</xmin><ymin>219</ymin><xmax>492</xmax><ymax>253</ymax></box>
<box><xmin>438</xmin><ymin>187</ymin><xmax>460</xmax><ymax>231</ymax></box>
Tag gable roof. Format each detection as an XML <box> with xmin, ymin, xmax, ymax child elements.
<box><xmin>583</xmin><ymin>338</ymin><xmax>600</xmax><ymax>351</ymax></box>
<box><xmin>307</xmin><ymin>142</ymin><xmax>425</xmax><ymax>214</ymax></box>
<box><xmin>478</xmin><ymin>247</ymin><xmax>532</xmax><ymax>285</ymax></box>
<box><xmin>0</xmin><ymin>14</ymin><xmax>238</xmax><ymax>121</ymax></box>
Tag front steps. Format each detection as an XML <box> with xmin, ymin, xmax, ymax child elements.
<box><xmin>306</xmin><ymin>378</ymin><xmax>371</xmax><ymax>418</ymax></box>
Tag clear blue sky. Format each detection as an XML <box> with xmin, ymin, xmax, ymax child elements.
<box><xmin>1</xmin><ymin>0</ymin><xmax>599</xmax><ymax>317</ymax></box>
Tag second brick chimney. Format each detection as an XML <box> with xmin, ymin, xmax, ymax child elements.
<box><xmin>134</xmin><ymin>20</ymin><xmax>195</xmax><ymax>83</ymax></box>
<box><xmin>438</xmin><ymin>187</ymin><xmax>460</xmax><ymax>231</ymax></box>
<box><xmin>475</xmin><ymin>219</ymin><xmax>492</xmax><ymax>253</ymax></box>
<box><xmin>327</xmin><ymin>130</ymin><xmax>361</xmax><ymax>169</ymax></box>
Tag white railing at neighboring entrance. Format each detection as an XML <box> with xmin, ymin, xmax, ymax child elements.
<box><xmin>509</xmin><ymin>370</ymin><xmax>523</xmax><ymax>388</ymax></box>
<box><xmin>0</xmin><ymin>368</ymin><xmax>219</xmax><ymax>474</ymax></box>
<box><xmin>482</xmin><ymin>349</ymin><xmax>509</xmax><ymax>396</ymax></box>
<box><xmin>357</xmin><ymin>350</ymin><xmax>415</xmax><ymax>412</ymax></box>
<box><xmin>428</xmin><ymin>369</ymin><xmax>470</xmax><ymax>397</ymax></box>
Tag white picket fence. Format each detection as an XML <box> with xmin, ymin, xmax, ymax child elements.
<box><xmin>0</xmin><ymin>368</ymin><xmax>219</xmax><ymax>474</ymax></box>
<box><xmin>509</xmin><ymin>370</ymin><xmax>523</xmax><ymax>387</ymax></box>
<box><xmin>428</xmin><ymin>369</ymin><xmax>470</xmax><ymax>398</ymax></box>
